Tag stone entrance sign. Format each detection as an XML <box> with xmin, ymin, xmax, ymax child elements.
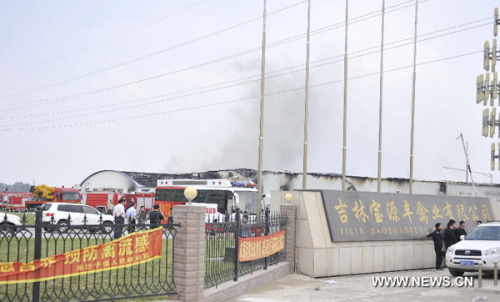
<box><xmin>321</xmin><ymin>190</ymin><xmax>493</xmax><ymax>242</ymax></box>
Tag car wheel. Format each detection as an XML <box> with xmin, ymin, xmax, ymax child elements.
<box><xmin>449</xmin><ymin>268</ymin><xmax>464</xmax><ymax>277</ymax></box>
<box><xmin>57</xmin><ymin>220</ymin><xmax>69</xmax><ymax>233</ymax></box>
<box><xmin>102</xmin><ymin>221</ymin><xmax>113</xmax><ymax>234</ymax></box>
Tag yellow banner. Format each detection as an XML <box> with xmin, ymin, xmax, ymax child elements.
<box><xmin>238</xmin><ymin>230</ymin><xmax>285</xmax><ymax>262</ymax></box>
<box><xmin>0</xmin><ymin>227</ymin><xmax>163</xmax><ymax>285</ymax></box>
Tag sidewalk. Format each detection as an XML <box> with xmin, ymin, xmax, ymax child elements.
<box><xmin>234</xmin><ymin>269</ymin><xmax>500</xmax><ymax>302</ymax></box>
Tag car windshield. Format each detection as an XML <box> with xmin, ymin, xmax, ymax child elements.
<box><xmin>40</xmin><ymin>203</ymin><xmax>52</xmax><ymax>211</ymax></box>
<box><xmin>466</xmin><ymin>226</ymin><xmax>500</xmax><ymax>240</ymax></box>
<box><xmin>63</xmin><ymin>192</ymin><xmax>79</xmax><ymax>201</ymax></box>
<box><xmin>237</xmin><ymin>191</ymin><xmax>258</xmax><ymax>214</ymax></box>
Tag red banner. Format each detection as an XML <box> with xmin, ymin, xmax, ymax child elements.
<box><xmin>238</xmin><ymin>230</ymin><xmax>285</xmax><ymax>262</ymax></box>
<box><xmin>0</xmin><ymin>227</ymin><xmax>163</xmax><ymax>285</ymax></box>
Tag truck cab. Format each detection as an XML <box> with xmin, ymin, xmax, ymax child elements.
<box><xmin>54</xmin><ymin>187</ymin><xmax>81</xmax><ymax>203</ymax></box>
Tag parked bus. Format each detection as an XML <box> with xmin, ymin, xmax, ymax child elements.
<box><xmin>155</xmin><ymin>179</ymin><xmax>259</xmax><ymax>222</ymax></box>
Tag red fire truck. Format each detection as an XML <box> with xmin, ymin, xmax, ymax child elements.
<box><xmin>84</xmin><ymin>191</ymin><xmax>155</xmax><ymax>213</ymax></box>
<box><xmin>0</xmin><ymin>192</ymin><xmax>33</xmax><ymax>210</ymax></box>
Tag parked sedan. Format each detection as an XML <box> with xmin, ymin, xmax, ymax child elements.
<box><xmin>40</xmin><ymin>203</ymin><xmax>114</xmax><ymax>233</ymax></box>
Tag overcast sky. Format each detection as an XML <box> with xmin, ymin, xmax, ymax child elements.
<box><xmin>0</xmin><ymin>0</ymin><xmax>497</xmax><ymax>187</ymax></box>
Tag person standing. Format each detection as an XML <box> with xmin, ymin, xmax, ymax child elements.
<box><xmin>137</xmin><ymin>206</ymin><xmax>146</xmax><ymax>230</ymax></box>
<box><xmin>427</xmin><ymin>223</ymin><xmax>444</xmax><ymax>270</ymax></box>
<box><xmin>457</xmin><ymin>221</ymin><xmax>467</xmax><ymax>240</ymax></box>
<box><xmin>240</xmin><ymin>215</ymin><xmax>251</xmax><ymax>238</ymax></box>
<box><xmin>125</xmin><ymin>202</ymin><xmax>137</xmax><ymax>234</ymax></box>
<box><xmin>113</xmin><ymin>199</ymin><xmax>126</xmax><ymax>239</ymax></box>
<box><xmin>149</xmin><ymin>204</ymin><xmax>165</xmax><ymax>229</ymax></box>
<box><xmin>476</xmin><ymin>220</ymin><xmax>482</xmax><ymax>226</ymax></box>
<box><xmin>444</xmin><ymin>221</ymin><xmax>458</xmax><ymax>251</ymax></box>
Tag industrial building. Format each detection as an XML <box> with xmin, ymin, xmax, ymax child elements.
<box><xmin>79</xmin><ymin>169</ymin><xmax>500</xmax><ymax>198</ymax></box>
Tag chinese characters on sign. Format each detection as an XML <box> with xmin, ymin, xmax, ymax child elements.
<box><xmin>322</xmin><ymin>191</ymin><xmax>494</xmax><ymax>242</ymax></box>
<box><xmin>0</xmin><ymin>227</ymin><xmax>163</xmax><ymax>285</ymax></box>
<box><xmin>238</xmin><ymin>230</ymin><xmax>285</xmax><ymax>262</ymax></box>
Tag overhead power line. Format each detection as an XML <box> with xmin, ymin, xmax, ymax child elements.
<box><xmin>1</xmin><ymin>0</ymin><xmax>430</xmax><ymax>111</ymax></box>
<box><xmin>0</xmin><ymin>14</ymin><xmax>487</xmax><ymax>117</ymax></box>
<box><xmin>0</xmin><ymin>0</ymin><xmax>308</xmax><ymax>100</ymax></box>
<box><xmin>0</xmin><ymin>0</ymin><xmax>209</xmax><ymax>81</ymax></box>
<box><xmin>0</xmin><ymin>0</ymin><xmax>429</xmax><ymax>109</ymax></box>
<box><xmin>0</xmin><ymin>49</ymin><xmax>482</xmax><ymax>131</ymax></box>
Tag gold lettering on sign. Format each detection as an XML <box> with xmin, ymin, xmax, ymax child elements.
<box><xmin>370</xmin><ymin>199</ymin><xmax>384</xmax><ymax>223</ymax></box>
<box><xmin>416</xmin><ymin>201</ymin><xmax>429</xmax><ymax>224</ymax></box>
<box><xmin>456</xmin><ymin>204</ymin><xmax>469</xmax><ymax>222</ymax></box>
<box><xmin>334</xmin><ymin>198</ymin><xmax>348</xmax><ymax>224</ymax></box>
<box><xmin>352</xmin><ymin>200</ymin><xmax>369</xmax><ymax>223</ymax></box>
<box><xmin>443</xmin><ymin>202</ymin><xmax>454</xmax><ymax>220</ymax></box>
<box><xmin>386</xmin><ymin>201</ymin><xmax>400</xmax><ymax>222</ymax></box>
<box><xmin>403</xmin><ymin>200</ymin><xmax>414</xmax><ymax>224</ymax></box>
<box><xmin>482</xmin><ymin>205</ymin><xmax>491</xmax><ymax>221</ymax></box>
<box><xmin>432</xmin><ymin>204</ymin><xmax>443</xmax><ymax>220</ymax></box>
<box><xmin>468</xmin><ymin>206</ymin><xmax>479</xmax><ymax>222</ymax></box>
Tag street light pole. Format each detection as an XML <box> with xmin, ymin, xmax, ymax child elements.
<box><xmin>341</xmin><ymin>0</ymin><xmax>349</xmax><ymax>191</ymax></box>
<box><xmin>302</xmin><ymin>0</ymin><xmax>312</xmax><ymax>189</ymax></box>
<box><xmin>409</xmin><ymin>0</ymin><xmax>419</xmax><ymax>194</ymax></box>
<box><xmin>257</xmin><ymin>0</ymin><xmax>267</xmax><ymax>218</ymax></box>
<box><xmin>377</xmin><ymin>0</ymin><xmax>386</xmax><ymax>193</ymax></box>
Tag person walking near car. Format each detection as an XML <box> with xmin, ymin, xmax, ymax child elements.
<box><xmin>149</xmin><ymin>204</ymin><xmax>165</xmax><ymax>229</ymax></box>
<box><xmin>457</xmin><ymin>221</ymin><xmax>467</xmax><ymax>241</ymax></box>
<box><xmin>125</xmin><ymin>202</ymin><xmax>137</xmax><ymax>234</ymax></box>
<box><xmin>444</xmin><ymin>221</ymin><xmax>458</xmax><ymax>251</ymax></box>
<box><xmin>427</xmin><ymin>223</ymin><xmax>444</xmax><ymax>270</ymax></box>
<box><xmin>113</xmin><ymin>198</ymin><xmax>126</xmax><ymax>239</ymax></box>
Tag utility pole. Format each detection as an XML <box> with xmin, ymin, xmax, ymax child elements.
<box><xmin>377</xmin><ymin>0</ymin><xmax>386</xmax><ymax>193</ymax></box>
<box><xmin>457</xmin><ymin>134</ymin><xmax>477</xmax><ymax>197</ymax></box>
<box><xmin>341</xmin><ymin>0</ymin><xmax>349</xmax><ymax>191</ymax></box>
<box><xmin>256</xmin><ymin>0</ymin><xmax>267</xmax><ymax>218</ymax></box>
<box><xmin>302</xmin><ymin>0</ymin><xmax>312</xmax><ymax>189</ymax></box>
<box><xmin>409</xmin><ymin>0</ymin><xmax>419</xmax><ymax>194</ymax></box>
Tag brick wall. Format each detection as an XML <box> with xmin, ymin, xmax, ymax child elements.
<box><xmin>172</xmin><ymin>204</ymin><xmax>297</xmax><ymax>302</ymax></box>
<box><xmin>173</xmin><ymin>206</ymin><xmax>205</xmax><ymax>301</ymax></box>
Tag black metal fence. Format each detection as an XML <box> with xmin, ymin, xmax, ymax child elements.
<box><xmin>204</xmin><ymin>208</ymin><xmax>287</xmax><ymax>289</ymax></box>
<box><xmin>0</xmin><ymin>211</ymin><xmax>179</xmax><ymax>302</ymax></box>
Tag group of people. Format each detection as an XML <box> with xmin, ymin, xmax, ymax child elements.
<box><xmin>112</xmin><ymin>199</ymin><xmax>166</xmax><ymax>239</ymax></box>
<box><xmin>427</xmin><ymin>219</ymin><xmax>482</xmax><ymax>270</ymax></box>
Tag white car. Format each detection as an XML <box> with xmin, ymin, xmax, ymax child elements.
<box><xmin>0</xmin><ymin>213</ymin><xmax>22</xmax><ymax>226</ymax></box>
<box><xmin>446</xmin><ymin>222</ymin><xmax>500</xmax><ymax>276</ymax></box>
<box><xmin>0</xmin><ymin>213</ymin><xmax>23</xmax><ymax>236</ymax></box>
<box><xmin>40</xmin><ymin>203</ymin><xmax>114</xmax><ymax>233</ymax></box>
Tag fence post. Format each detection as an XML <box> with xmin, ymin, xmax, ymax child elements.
<box><xmin>234</xmin><ymin>208</ymin><xmax>240</xmax><ymax>282</ymax></box>
<box><xmin>280</xmin><ymin>204</ymin><xmax>296</xmax><ymax>273</ymax></box>
<box><xmin>172</xmin><ymin>205</ymin><xmax>205</xmax><ymax>302</ymax></box>
<box><xmin>32</xmin><ymin>210</ymin><xmax>42</xmax><ymax>302</ymax></box>
<box><xmin>264</xmin><ymin>207</ymin><xmax>270</xmax><ymax>270</ymax></box>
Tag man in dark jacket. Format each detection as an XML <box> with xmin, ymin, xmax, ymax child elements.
<box><xmin>149</xmin><ymin>204</ymin><xmax>165</xmax><ymax>229</ymax></box>
<box><xmin>456</xmin><ymin>221</ymin><xmax>467</xmax><ymax>240</ymax></box>
<box><xmin>427</xmin><ymin>223</ymin><xmax>444</xmax><ymax>270</ymax></box>
<box><xmin>444</xmin><ymin>221</ymin><xmax>458</xmax><ymax>250</ymax></box>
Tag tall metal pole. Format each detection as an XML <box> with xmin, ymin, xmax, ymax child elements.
<box><xmin>341</xmin><ymin>0</ymin><xmax>349</xmax><ymax>191</ymax></box>
<box><xmin>466</xmin><ymin>142</ymin><xmax>469</xmax><ymax>183</ymax></box>
<box><xmin>302</xmin><ymin>0</ymin><xmax>311</xmax><ymax>189</ymax></box>
<box><xmin>257</xmin><ymin>0</ymin><xmax>267</xmax><ymax>218</ymax></box>
<box><xmin>377</xmin><ymin>0</ymin><xmax>386</xmax><ymax>193</ymax></box>
<box><xmin>409</xmin><ymin>0</ymin><xmax>419</xmax><ymax>194</ymax></box>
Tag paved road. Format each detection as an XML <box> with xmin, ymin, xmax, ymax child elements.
<box><xmin>235</xmin><ymin>269</ymin><xmax>500</xmax><ymax>302</ymax></box>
